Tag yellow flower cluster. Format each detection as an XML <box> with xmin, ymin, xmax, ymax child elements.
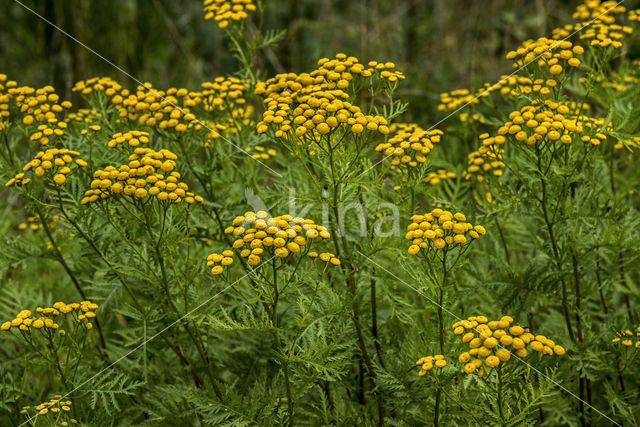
<box><xmin>18</xmin><ymin>214</ymin><xmax>60</xmax><ymax>231</ymax></box>
<box><xmin>73</xmin><ymin>77</ymin><xmax>253</xmax><ymax>138</ymax></box>
<box><xmin>21</xmin><ymin>396</ymin><xmax>76</xmax><ymax>422</ymax></box>
<box><xmin>438</xmin><ymin>76</ymin><xmax>559</xmax><ymax>112</ymax></box>
<box><xmin>1</xmin><ymin>300</ymin><xmax>98</xmax><ymax>333</ymax></box>
<box><xmin>552</xmin><ymin>20</ymin><xmax>631</xmax><ymax>49</ymax></box>
<box><xmin>630</xmin><ymin>9</ymin><xmax>640</xmax><ymax>21</ymax></box>
<box><xmin>208</xmin><ymin>211</ymin><xmax>339</xmax><ymax>275</ymax></box>
<box><xmin>612</xmin><ymin>325</ymin><xmax>640</xmax><ymax>348</ymax></box>
<box><xmin>406</xmin><ymin>208</ymin><xmax>485</xmax><ymax>254</ymax></box>
<box><xmin>7</xmin><ymin>85</ymin><xmax>73</xmax><ymax>145</ymax></box>
<box><xmin>203</xmin><ymin>0</ymin><xmax>256</xmax><ymax>28</ymax></box>
<box><xmin>315</xmin><ymin>55</ymin><xmax>404</xmax><ymax>83</ymax></box>
<box><xmin>72</xmin><ymin>76</ymin><xmax>123</xmax><ymax>96</ymax></box>
<box><xmin>374</xmin><ymin>124</ymin><xmax>443</xmax><ymax>168</ymax></box>
<box><xmin>615</xmin><ymin>136</ymin><xmax>640</xmax><ymax>149</ymax></box>
<box><xmin>108</xmin><ymin>130</ymin><xmax>150</xmax><ymax>148</ymax></box>
<box><xmin>415</xmin><ymin>355</ymin><xmax>447</xmax><ymax>376</ymax></box>
<box><xmin>495</xmin><ymin>100</ymin><xmax>608</xmax><ymax>146</ymax></box>
<box><xmin>6</xmin><ymin>148</ymin><xmax>86</xmax><ymax>187</ymax></box>
<box><xmin>459</xmin><ymin>112</ymin><xmax>485</xmax><ymax>124</ymax></box>
<box><xmin>245</xmin><ymin>145</ymin><xmax>277</xmax><ymax>160</ymax></box>
<box><xmin>463</xmin><ymin>135</ymin><xmax>505</xmax><ymax>182</ymax></box>
<box><xmin>81</xmin><ymin>147</ymin><xmax>203</xmax><ymax>205</ymax></box>
<box><xmin>67</xmin><ymin>108</ymin><xmax>101</xmax><ymax>123</ymax></box>
<box><xmin>255</xmin><ymin>53</ymin><xmax>395</xmax><ymax>139</ymax></box>
<box><xmin>116</xmin><ymin>83</ymin><xmax>201</xmax><ymax>131</ymax></box>
<box><xmin>207</xmin><ymin>250</ymin><xmax>235</xmax><ymax>275</ymax></box>
<box><xmin>506</xmin><ymin>38</ymin><xmax>583</xmax><ymax>75</ymax></box>
<box><xmin>453</xmin><ymin>316</ymin><xmax>565</xmax><ymax>375</ymax></box>
<box><xmin>0</xmin><ymin>74</ymin><xmax>17</xmax><ymax>126</ymax></box>
<box><xmin>573</xmin><ymin>0</ymin><xmax>626</xmax><ymax>20</ymax></box>
<box><xmin>438</xmin><ymin>88</ymin><xmax>478</xmax><ymax>112</ymax></box>
<box><xmin>424</xmin><ymin>169</ymin><xmax>456</xmax><ymax>185</ymax></box>
<box><xmin>201</xmin><ymin>76</ymin><xmax>249</xmax><ymax>111</ymax></box>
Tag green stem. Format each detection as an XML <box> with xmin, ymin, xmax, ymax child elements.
<box><xmin>497</xmin><ymin>365</ymin><xmax>505</xmax><ymax>425</ymax></box>
<box><xmin>271</xmin><ymin>259</ymin><xmax>294</xmax><ymax>426</ymax></box>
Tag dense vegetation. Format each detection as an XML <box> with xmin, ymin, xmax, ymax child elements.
<box><xmin>1</xmin><ymin>0</ymin><xmax>639</xmax><ymax>426</ymax></box>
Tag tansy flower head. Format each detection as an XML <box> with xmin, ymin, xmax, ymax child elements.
<box><xmin>424</xmin><ymin>169</ymin><xmax>456</xmax><ymax>185</ymax></box>
<box><xmin>374</xmin><ymin>123</ymin><xmax>443</xmax><ymax>169</ymax></box>
<box><xmin>406</xmin><ymin>208</ymin><xmax>485</xmax><ymax>254</ymax></box>
<box><xmin>1</xmin><ymin>300</ymin><xmax>98</xmax><ymax>333</ymax></box>
<box><xmin>72</xmin><ymin>76</ymin><xmax>123</xmax><ymax>96</ymax></box>
<box><xmin>7</xmin><ymin>85</ymin><xmax>72</xmax><ymax>145</ymax></box>
<box><xmin>108</xmin><ymin>130</ymin><xmax>150</xmax><ymax>149</ymax></box>
<box><xmin>611</xmin><ymin>324</ymin><xmax>640</xmax><ymax>348</ymax></box>
<box><xmin>255</xmin><ymin>54</ymin><xmax>395</xmax><ymax>140</ymax></box>
<box><xmin>5</xmin><ymin>148</ymin><xmax>86</xmax><ymax>188</ymax></box>
<box><xmin>453</xmin><ymin>315</ymin><xmax>565</xmax><ymax>375</ymax></box>
<box><xmin>415</xmin><ymin>355</ymin><xmax>447</xmax><ymax>376</ymax></box>
<box><xmin>505</xmin><ymin>38</ymin><xmax>583</xmax><ymax>76</ymax></box>
<box><xmin>463</xmin><ymin>135</ymin><xmax>504</xmax><ymax>182</ymax></box>
<box><xmin>493</xmin><ymin>100</ymin><xmax>610</xmax><ymax>147</ymax></box>
<box><xmin>203</xmin><ymin>0</ymin><xmax>256</xmax><ymax>29</ymax></box>
<box><xmin>208</xmin><ymin>211</ymin><xmax>339</xmax><ymax>276</ymax></box>
<box><xmin>245</xmin><ymin>145</ymin><xmax>277</xmax><ymax>160</ymax></box>
<box><xmin>81</xmin><ymin>147</ymin><xmax>203</xmax><ymax>205</ymax></box>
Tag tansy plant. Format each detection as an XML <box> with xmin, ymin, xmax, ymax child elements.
<box><xmin>1</xmin><ymin>0</ymin><xmax>640</xmax><ymax>425</ymax></box>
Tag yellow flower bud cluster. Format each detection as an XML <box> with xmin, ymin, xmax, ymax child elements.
<box><xmin>553</xmin><ymin>20</ymin><xmax>631</xmax><ymax>49</ymax></box>
<box><xmin>108</xmin><ymin>130</ymin><xmax>150</xmax><ymax>148</ymax></box>
<box><xmin>438</xmin><ymin>88</ymin><xmax>478</xmax><ymax>112</ymax></box>
<box><xmin>6</xmin><ymin>85</ymin><xmax>72</xmax><ymax>145</ymax></box>
<box><xmin>1</xmin><ymin>300</ymin><xmax>98</xmax><ymax>333</ymax></box>
<box><xmin>494</xmin><ymin>100</ymin><xmax>610</xmax><ymax>146</ymax></box>
<box><xmin>315</xmin><ymin>55</ymin><xmax>404</xmax><ymax>84</ymax></box>
<box><xmin>203</xmin><ymin>0</ymin><xmax>256</xmax><ymax>29</ymax></box>
<box><xmin>415</xmin><ymin>355</ymin><xmax>447</xmax><ymax>376</ymax></box>
<box><xmin>438</xmin><ymin>76</ymin><xmax>558</xmax><ymax>112</ymax></box>
<box><xmin>454</xmin><ymin>315</ymin><xmax>565</xmax><ymax>375</ymax></box>
<box><xmin>208</xmin><ymin>211</ymin><xmax>339</xmax><ymax>276</ymax></box>
<box><xmin>0</xmin><ymin>74</ymin><xmax>15</xmax><ymax>122</ymax></box>
<box><xmin>72</xmin><ymin>76</ymin><xmax>123</xmax><ymax>96</ymax></box>
<box><xmin>615</xmin><ymin>136</ymin><xmax>640</xmax><ymax>150</ymax></box>
<box><xmin>17</xmin><ymin>213</ymin><xmax>60</xmax><ymax>232</ymax></box>
<box><xmin>22</xmin><ymin>396</ymin><xmax>75</xmax><ymax>421</ymax></box>
<box><xmin>463</xmin><ymin>135</ymin><xmax>505</xmax><ymax>182</ymax></box>
<box><xmin>573</xmin><ymin>0</ymin><xmax>626</xmax><ymax>20</ymax></box>
<box><xmin>424</xmin><ymin>169</ymin><xmax>456</xmax><ymax>185</ymax></box>
<box><xmin>72</xmin><ymin>77</ymin><xmax>251</xmax><ymax>138</ymax></box>
<box><xmin>630</xmin><ymin>9</ymin><xmax>640</xmax><ymax>22</ymax></box>
<box><xmin>255</xmin><ymin>53</ymin><xmax>395</xmax><ymax>139</ymax></box>
<box><xmin>374</xmin><ymin>123</ymin><xmax>443</xmax><ymax>168</ymax></box>
<box><xmin>611</xmin><ymin>325</ymin><xmax>640</xmax><ymax>348</ymax></box>
<box><xmin>201</xmin><ymin>76</ymin><xmax>249</xmax><ymax>112</ymax></box>
<box><xmin>459</xmin><ymin>112</ymin><xmax>485</xmax><ymax>124</ymax></box>
<box><xmin>245</xmin><ymin>145</ymin><xmax>277</xmax><ymax>160</ymax></box>
<box><xmin>207</xmin><ymin>250</ymin><xmax>235</xmax><ymax>276</ymax></box>
<box><xmin>66</xmin><ymin>108</ymin><xmax>101</xmax><ymax>123</ymax></box>
<box><xmin>406</xmin><ymin>208</ymin><xmax>485</xmax><ymax>254</ymax></box>
<box><xmin>506</xmin><ymin>38</ymin><xmax>583</xmax><ymax>75</ymax></box>
<box><xmin>81</xmin><ymin>147</ymin><xmax>203</xmax><ymax>205</ymax></box>
<box><xmin>114</xmin><ymin>83</ymin><xmax>202</xmax><ymax>131</ymax></box>
<box><xmin>6</xmin><ymin>148</ymin><xmax>86</xmax><ymax>187</ymax></box>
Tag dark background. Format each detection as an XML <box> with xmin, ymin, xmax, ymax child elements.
<box><xmin>0</xmin><ymin>0</ymin><xmax>587</xmax><ymax>119</ymax></box>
